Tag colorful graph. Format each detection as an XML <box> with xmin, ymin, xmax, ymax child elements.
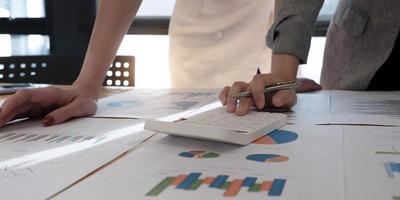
<box><xmin>146</xmin><ymin>172</ymin><xmax>286</xmax><ymax>197</ymax></box>
<box><xmin>246</xmin><ymin>154</ymin><xmax>289</xmax><ymax>163</ymax></box>
<box><xmin>253</xmin><ymin>130</ymin><xmax>298</xmax><ymax>145</ymax></box>
<box><xmin>178</xmin><ymin>151</ymin><xmax>220</xmax><ymax>159</ymax></box>
<box><xmin>384</xmin><ymin>161</ymin><xmax>400</xmax><ymax>178</ymax></box>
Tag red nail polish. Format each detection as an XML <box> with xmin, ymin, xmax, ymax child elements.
<box><xmin>42</xmin><ymin>116</ymin><xmax>55</xmax><ymax>126</ymax></box>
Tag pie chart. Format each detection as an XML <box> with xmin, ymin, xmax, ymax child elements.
<box><xmin>246</xmin><ymin>154</ymin><xmax>289</xmax><ymax>163</ymax></box>
<box><xmin>178</xmin><ymin>150</ymin><xmax>220</xmax><ymax>159</ymax></box>
<box><xmin>253</xmin><ymin>130</ymin><xmax>298</xmax><ymax>145</ymax></box>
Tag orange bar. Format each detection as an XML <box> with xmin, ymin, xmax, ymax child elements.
<box><xmin>203</xmin><ymin>176</ymin><xmax>215</xmax><ymax>184</ymax></box>
<box><xmin>223</xmin><ymin>179</ymin><xmax>243</xmax><ymax>197</ymax></box>
<box><xmin>171</xmin><ymin>175</ymin><xmax>187</xmax><ymax>185</ymax></box>
<box><xmin>260</xmin><ymin>181</ymin><xmax>272</xmax><ymax>191</ymax></box>
<box><xmin>253</xmin><ymin>136</ymin><xmax>276</xmax><ymax>145</ymax></box>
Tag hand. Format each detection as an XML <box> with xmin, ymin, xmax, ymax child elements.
<box><xmin>0</xmin><ymin>85</ymin><xmax>98</xmax><ymax>127</ymax></box>
<box><xmin>295</xmin><ymin>78</ymin><xmax>322</xmax><ymax>93</ymax></box>
<box><xmin>219</xmin><ymin>73</ymin><xmax>297</xmax><ymax>116</ymax></box>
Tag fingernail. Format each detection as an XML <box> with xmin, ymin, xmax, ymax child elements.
<box><xmin>42</xmin><ymin>115</ymin><xmax>55</xmax><ymax>126</ymax></box>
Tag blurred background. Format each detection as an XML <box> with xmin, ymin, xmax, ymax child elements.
<box><xmin>0</xmin><ymin>0</ymin><xmax>339</xmax><ymax>88</ymax></box>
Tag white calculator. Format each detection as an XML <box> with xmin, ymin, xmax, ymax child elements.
<box><xmin>144</xmin><ymin>107</ymin><xmax>287</xmax><ymax>145</ymax></box>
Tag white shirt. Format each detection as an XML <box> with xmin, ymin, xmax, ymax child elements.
<box><xmin>169</xmin><ymin>0</ymin><xmax>274</xmax><ymax>88</ymax></box>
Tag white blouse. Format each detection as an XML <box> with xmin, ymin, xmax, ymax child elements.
<box><xmin>169</xmin><ymin>0</ymin><xmax>274</xmax><ymax>88</ymax></box>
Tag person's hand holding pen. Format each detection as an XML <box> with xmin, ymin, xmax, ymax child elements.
<box><xmin>219</xmin><ymin>54</ymin><xmax>300</xmax><ymax>116</ymax></box>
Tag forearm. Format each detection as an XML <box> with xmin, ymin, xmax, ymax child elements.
<box><xmin>74</xmin><ymin>0</ymin><xmax>142</xmax><ymax>95</ymax></box>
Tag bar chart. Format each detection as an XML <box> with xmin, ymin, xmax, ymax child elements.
<box><xmin>384</xmin><ymin>161</ymin><xmax>400</xmax><ymax>178</ymax></box>
<box><xmin>246</xmin><ymin>154</ymin><xmax>289</xmax><ymax>163</ymax></box>
<box><xmin>146</xmin><ymin>172</ymin><xmax>286</xmax><ymax>197</ymax></box>
<box><xmin>0</xmin><ymin>132</ymin><xmax>106</xmax><ymax>144</ymax></box>
<box><xmin>253</xmin><ymin>130</ymin><xmax>298</xmax><ymax>145</ymax></box>
<box><xmin>178</xmin><ymin>151</ymin><xmax>220</xmax><ymax>159</ymax></box>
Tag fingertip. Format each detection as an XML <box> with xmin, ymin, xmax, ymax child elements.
<box><xmin>42</xmin><ymin>115</ymin><xmax>55</xmax><ymax>126</ymax></box>
<box><xmin>255</xmin><ymin>99</ymin><xmax>265</xmax><ymax>109</ymax></box>
<box><xmin>235</xmin><ymin>108</ymin><xmax>248</xmax><ymax>116</ymax></box>
<box><xmin>227</xmin><ymin>104</ymin><xmax>236</xmax><ymax>113</ymax></box>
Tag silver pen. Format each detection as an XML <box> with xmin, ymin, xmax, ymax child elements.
<box><xmin>231</xmin><ymin>82</ymin><xmax>298</xmax><ymax>98</ymax></box>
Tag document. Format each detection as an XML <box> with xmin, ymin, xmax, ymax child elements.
<box><xmin>94</xmin><ymin>88</ymin><xmax>220</xmax><ymax>120</ymax></box>
<box><xmin>287</xmin><ymin>91</ymin><xmax>331</xmax><ymax>124</ymax></box>
<box><xmin>343</xmin><ymin>126</ymin><xmax>400</xmax><ymax>200</ymax></box>
<box><xmin>330</xmin><ymin>90</ymin><xmax>400</xmax><ymax>126</ymax></box>
<box><xmin>0</xmin><ymin>118</ymin><xmax>146</xmax><ymax>170</ymax></box>
<box><xmin>53</xmin><ymin>125</ymin><xmax>345</xmax><ymax>200</ymax></box>
<box><xmin>0</xmin><ymin>129</ymin><xmax>154</xmax><ymax>200</ymax></box>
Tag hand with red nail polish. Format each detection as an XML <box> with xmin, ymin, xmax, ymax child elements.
<box><xmin>0</xmin><ymin>85</ymin><xmax>98</xmax><ymax>127</ymax></box>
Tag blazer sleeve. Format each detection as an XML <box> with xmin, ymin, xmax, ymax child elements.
<box><xmin>267</xmin><ymin>0</ymin><xmax>324</xmax><ymax>64</ymax></box>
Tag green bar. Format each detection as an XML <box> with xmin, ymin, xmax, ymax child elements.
<box><xmin>248</xmin><ymin>183</ymin><xmax>261</xmax><ymax>192</ymax></box>
<box><xmin>146</xmin><ymin>177</ymin><xmax>174</xmax><ymax>196</ymax></box>
<box><xmin>220</xmin><ymin>181</ymin><xmax>231</xmax><ymax>189</ymax></box>
<box><xmin>202</xmin><ymin>152</ymin><xmax>220</xmax><ymax>158</ymax></box>
<box><xmin>188</xmin><ymin>179</ymin><xmax>203</xmax><ymax>190</ymax></box>
<box><xmin>393</xmin><ymin>196</ymin><xmax>400</xmax><ymax>200</ymax></box>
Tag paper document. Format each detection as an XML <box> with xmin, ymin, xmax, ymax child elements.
<box><xmin>94</xmin><ymin>88</ymin><xmax>220</xmax><ymax>120</ymax></box>
<box><xmin>343</xmin><ymin>126</ymin><xmax>400</xmax><ymax>200</ymax></box>
<box><xmin>287</xmin><ymin>91</ymin><xmax>331</xmax><ymax>124</ymax></box>
<box><xmin>0</xmin><ymin>127</ymin><xmax>154</xmax><ymax>200</ymax></box>
<box><xmin>330</xmin><ymin>90</ymin><xmax>400</xmax><ymax>126</ymax></box>
<box><xmin>54</xmin><ymin>125</ymin><xmax>345</xmax><ymax>200</ymax></box>
<box><xmin>0</xmin><ymin>118</ymin><xmax>145</xmax><ymax>170</ymax></box>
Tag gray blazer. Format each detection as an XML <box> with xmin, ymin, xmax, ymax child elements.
<box><xmin>267</xmin><ymin>0</ymin><xmax>400</xmax><ymax>90</ymax></box>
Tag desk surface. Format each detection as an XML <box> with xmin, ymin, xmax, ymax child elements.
<box><xmin>1</xmin><ymin>89</ymin><xmax>399</xmax><ymax>200</ymax></box>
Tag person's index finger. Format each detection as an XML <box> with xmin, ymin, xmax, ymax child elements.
<box><xmin>227</xmin><ymin>81</ymin><xmax>247</xmax><ymax>113</ymax></box>
<box><xmin>250</xmin><ymin>74</ymin><xmax>268</xmax><ymax>109</ymax></box>
<box><xmin>219</xmin><ymin>86</ymin><xmax>231</xmax><ymax>105</ymax></box>
<box><xmin>29</xmin><ymin>87</ymin><xmax>68</xmax><ymax>107</ymax></box>
<box><xmin>0</xmin><ymin>90</ymin><xmax>33</xmax><ymax>127</ymax></box>
<box><xmin>0</xmin><ymin>89</ymin><xmax>32</xmax><ymax>117</ymax></box>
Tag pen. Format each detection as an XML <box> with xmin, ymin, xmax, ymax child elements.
<box><xmin>231</xmin><ymin>81</ymin><xmax>298</xmax><ymax>98</ymax></box>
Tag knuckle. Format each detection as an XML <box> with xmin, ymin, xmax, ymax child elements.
<box><xmin>15</xmin><ymin>89</ymin><xmax>31</xmax><ymax>98</ymax></box>
<box><xmin>232</xmin><ymin>81</ymin><xmax>244</xmax><ymax>88</ymax></box>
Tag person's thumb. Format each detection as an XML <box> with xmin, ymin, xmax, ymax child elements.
<box><xmin>41</xmin><ymin>99</ymin><xmax>97</xmax><ymax>126</ymax></box>
<box><xmin>272</xmin><ymin>90</ymin><xmax>297</xmax><ymax>108</ymax></box>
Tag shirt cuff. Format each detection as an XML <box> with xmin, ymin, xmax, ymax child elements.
<box><xmin>266</xmin><ymin>15</ymin><xmax>314</xmax><ymax>64</ymax></box>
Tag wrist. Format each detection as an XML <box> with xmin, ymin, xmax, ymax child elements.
<box><xmin>271</xmin><ymin>53</ymin><xmax>300</xmax><ymax>82</ymax></box>
<box><xmin>72</xmin><ymin>79</ymin><xmax>102</xmax><ymax>98</ymax></box>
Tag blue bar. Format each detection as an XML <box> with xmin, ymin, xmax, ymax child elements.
<box><xmin>209</xmin><ymin>175</ymin><xmax>229</xmax><ymax>188</ymax></box>
<box><xmin>384</xmin><ymin>162</ymin><xmax>395</xmax><ymax>178</ymax></box>
<box><xmin>268</xmin><ymin>179</ymin><xmax>286</xmax><ymax>196</ymax></box>
<box><xmin>242</xmin><ymin>177</ymin><xmax>257</xmax><ymax>187</ymax></box>
<box><xmin>390</xmin><ymin>162</ymin><xmax>398</xmax><ymax>172</ymax></box>
<box><xmin>396</xmin><ymin>163</ymin><xmax>400</xmax><ymax>173</ymax></box>
<box><xmin>177</xmin><ymin>173</ymin><xmax>202</xmax><ymax>190</ymax></box>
